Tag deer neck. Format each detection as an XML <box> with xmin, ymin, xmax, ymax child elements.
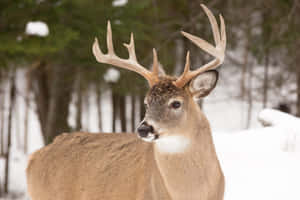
<box><xmin>153</xmin><ymin>106</ymin><xmax>222</xmax><ymax>200</ymax></box>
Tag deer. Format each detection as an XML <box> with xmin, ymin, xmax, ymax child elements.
<box><xmin>26</xmin><ymin>4</ymin><xmax>226</xmax><ymax>200</ymax></box>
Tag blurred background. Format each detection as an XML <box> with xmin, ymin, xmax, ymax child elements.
<box><xmin>0</xmin><ymin>0</ymin><xmax>300</xmax><ymax>199</ymax></box>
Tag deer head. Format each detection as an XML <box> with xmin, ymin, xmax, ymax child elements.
<box><xmin>92</xmin><ymin>4</ymin><xmax>226</xmax><ymax>147</ymax></box>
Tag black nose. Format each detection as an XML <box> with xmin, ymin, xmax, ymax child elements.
<box><xmin>137</xmin><ymin>122</ymin><xmax>154</xmax><ymax>138</ymax></box>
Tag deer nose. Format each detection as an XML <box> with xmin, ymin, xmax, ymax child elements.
<box><xmin>137</xmin><ymin>122</ymin><xmax>154</xmax><ymax>138</ymax></box>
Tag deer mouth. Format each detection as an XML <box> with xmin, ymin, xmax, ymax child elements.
<box><xmin>137</xmin><ymin>121</ymin><xmax>160</xmax><ymax>142</ymax></box>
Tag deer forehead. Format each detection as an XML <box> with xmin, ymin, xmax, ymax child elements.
<box><xmin>146</xmin><ymin>78</ymin><xmax>188</xmax><ymax>106</ymax></box>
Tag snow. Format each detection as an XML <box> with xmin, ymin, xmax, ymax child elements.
<box><xmin>104</xmin><ymin>68</ymin><xmax>120</xmax><ymax>83</ymax></box>
<box><xmin>215</xmin><ymin>129</ymin><xmax>300</xmax><ymax>200</ymax></box>
<box><xmin>258</xmin><ymin>108</ymin><xmax>300</xmax><ymax>152</ymax></box>
<box><xmin>25</xmin><ymin>21</ymin><xmax>49</xmax><ymax>37</ymax></box>
<box><xmin>219</xmin><ymin>148</ymin><xmax>300</xmax><ymax>200</ymax></box>
<box><xmin>112</xmin><ymin>0</ymin><xmax>128</xmax><ymax>7</ymax></box>
<box><xmin>258</xmin><ymin>108</ymin><xmax>300</xmax><ymax>127</ymax></box>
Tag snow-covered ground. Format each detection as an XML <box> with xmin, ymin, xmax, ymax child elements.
<box><xmin>214</xmin><ymin>128</ymin><xmax>300</xmax><ymax>200</ymax></box>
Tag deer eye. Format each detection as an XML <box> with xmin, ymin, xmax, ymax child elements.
<box><xmin>170</xmin><ymin>101</ymin><xmax>181</xmax><ymax>109</ymax></box>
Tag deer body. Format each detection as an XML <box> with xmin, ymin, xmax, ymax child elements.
<box><xmin>27</xmin><ymin>4</ymin><xmax>226</xmax><ymax>200</ymax></box>
<box><xmin>27</xmin><ymin>92</ymin><xmax>224</xmax><ymax>200</ymax></box>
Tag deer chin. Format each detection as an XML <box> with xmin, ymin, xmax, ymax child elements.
<box><xmin>139</xmin><ymin>133</ymin><xmax>159</xmax><ymax>143</ymax></box>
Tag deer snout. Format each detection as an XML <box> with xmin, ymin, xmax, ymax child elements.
<box><xmin>137</xmin><ymin>122</ymin><xmax>154</xmax><ymax>138</ymax></box>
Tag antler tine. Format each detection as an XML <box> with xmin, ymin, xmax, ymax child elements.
<box><xmin>106</xmin><ymin>21</ymin><xmax>115</xmax><ymax>55</ymax></box>
<box><xmin>175</xmin><ymin>51</ymin><xmax>191</xmax><ymax>84</ymax></box>
<box><xmin>181</xmin><ymin>31</ymin><xmax>221</xmax><ymax>59</ymax></box>
<box><xmin>201</xmin><ymin>4</ymin><xmax>220</xmax><ymax>46</ymax></box>
<box><xmin>92</xmin><ymin>21</ymin><xmax>161</xmax><ymax>87</ymax></box>
<box><xmin>220</xmin><ymin>14</ymin><xmax>226</xmax><ymax>51</ymax></box>
<box><xmin>174</xmin><ymin>5</ymin><xmax>226</xmax><ymax>88</ymax></box>
<box><xmin>181</xmin><ymin>51</ymin><xmax>191</xmax><ymax>78</ymax></box>
<box><xmin>123</xmin><ymin>33</ymin><xmax>137</xmax><ymax>61</ymax></box>
<box><xmin>152</xmin><ymin>48</ymin><xmax>159</xmax><ymax>77</ymax></box>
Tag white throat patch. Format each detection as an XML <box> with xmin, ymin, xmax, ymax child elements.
<box><xmin>155</xmin><ymin>135</ymin><xmax>190</xmax><ymax>154</ymax></box>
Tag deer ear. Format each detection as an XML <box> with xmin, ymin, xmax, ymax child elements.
<box><xmin>189</xmin><ymin>70</ymin><xmax>218</xmax><ymax>99</ymax></box>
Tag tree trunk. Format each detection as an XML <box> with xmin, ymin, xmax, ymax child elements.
<box><xmin>112</xmin><ymin>87</ymin><xmax>119</xmax><ymax>132</ymax></box>
<box><xmin>44</xmin><ymin>64</ymin><xmax>73</xmax><ymax>144</ymax></box>
<box><xmin>4</xmin><ymin>68</ymin><xmax>16</xmax><ymax>194</ymax></box>
<box><xmin>0</xmin><ymin>82</ymin><xmax>5</xmax><ymax>156</ymax></box>
<box><xmin>139</xmin><ymin>95</ymin><xmax>145</xmax><ymax>121</ymax></box>
<box><xmin>96</xmin><ymin>83</ymin><xmax>103</xmax><ymax>132</ymax></box>
<box><xmin>0</xmin><ymin>91</ymin><xmax>2</xmax><ymax>154</ymax></box>
<box><xmin>30</xmin><ymin>62</ymin><xmax>74</xmax><ymax>144</ymax></box>
<box><xmin>241</xmin><ymin>54</ymin><xmax>247</xmax><ymax>99</ymax></box>
<box><xmin>262</xmin><ymin>51</ymin><xmax>269</xmax><ymax>108</ymax></box>
<box><xmin>173</xmin><ymin>38</ymin><xmax>185</xmax><ymax>76</ymax></box>
<box><xmin>30</xmin><ymin>61</ymin><xmax>49</xmax><ymax>137</ymax></box>
<box><xmin>119</xmin><ymin>95</ymin><xmax>126</xmax><ymax>132</ymax></box>
<box><xmin>15</xmin><ymin>100</ymin><xmax>21</xmax><ymax>150</ymax></box>
<box><xmin>131</xmin><ymin>95</ymin><xmax>136</xmax><ymax>132</ymax></box>
<box><xmin>296</xmin><ymin>71</ymin><xmax>300</xmax><ymax>117</ymax></box>
<box><xmin>23</xmin><ymin>96</ymin><xmax>29</xmax><ymax>154</ymax></box>
<box><xmin>84</xmin><ymin>91</ymin><xmax>90</xmax><ymax>132</ymax></box>
<box><xmin>75</xmin><ymin>71</ymin><xmax>82</xmax><ymax>131</ymax></box>
<box><xmin>246</xmin><ymin>63</ymin><xmax>253</xmax><ymax>129</ymax></box>
<box><xmin>23</xmin><ymin>76</ymin><xmax>32</xmax><ymax>154</ymax></box>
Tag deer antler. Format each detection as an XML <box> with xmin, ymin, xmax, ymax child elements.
<box><xmin>174</xmin><ymin>4</ymin><xmax>226</xmax><ymax>88</ymax></box>
<box><xmin>92</xmin><ymin>21</ymin><xmax>160</xmax><ymax>86</ymax></box>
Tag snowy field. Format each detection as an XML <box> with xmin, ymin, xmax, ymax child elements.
<box><xmin>5</xmin><ymin>107</ymin><xmax>300</xmax><ymax>200</ymax></box>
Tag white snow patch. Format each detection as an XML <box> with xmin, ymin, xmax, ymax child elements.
<box><xmin>213</xmin><ymin>128</ymin><xmax>300</xmax><ymax>200</ymax></box>
<box><xmin>104</xmin><ymin>68</ymin><xmax>120</xmax><ymax>83</ymax></box>
<box><xmin>258</xmin><ymin>109</ymin><xmax>300</xmax><ymax>152</ymax></box>
<box><xmin>112</xmin><ymin>0</ymin><xmax>128</xmax><ymax>7</ymax></box>
<box><xmin>258</xmin><ymin>108</ymin><xmax>300</xmax><ymax>127</ymax></box>
<box><xmin>25</xmin><ymin>21</ymin><xmax>49</xmax><ymax>37</ymax></box>
<box><xmin>155</xmin><ymin>135</ymin><xmax>190</xmax><ymax>154</ymax></box>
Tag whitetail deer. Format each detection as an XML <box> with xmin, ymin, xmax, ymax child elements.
<box><xmin>27</xmin><ymin>4</ymin><xmax>226</xmax><ymax>200</ymax></box>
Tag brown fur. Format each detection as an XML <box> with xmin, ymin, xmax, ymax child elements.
<box><xmin>27</xmin><ymin>133</ymin><xmax>170</xmax><ymax>200</ymax></box>
<box><xmin>27</xmin><ymin>77</ymin><xmax>224</xmax><ymax>200</ymax></box>
<box><xmin>147</xmin><ymin>77</ymin><xmax>182</xmax><ymax>106</ymax></box>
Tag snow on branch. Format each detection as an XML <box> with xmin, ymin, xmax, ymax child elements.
<box><xmin>112</xmin><ymin>0</ymin><xmax>128</xmax><ymax>7</ymax></box>
<box><xmin>25</xmin><ymin>21</ymin><xmax>49</xmax><ymax>37</ymax></box>
<box><xmin>104</xmin><ymin>68</ymin><xmax>120</xmax><ymax>83</ymax></box>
